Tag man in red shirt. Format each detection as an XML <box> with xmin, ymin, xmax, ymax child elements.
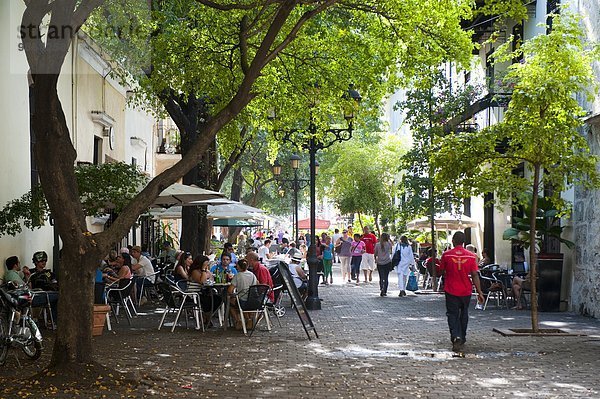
<box><xmin>360</xmin><ymin>226</ymin><xmax>378</xmax><ymax>282</ymax></box>
<box><xmin>439</xmin><ymin>231</ymin><xmax>484</xmax><ymax>353</ymax></box>
<box><xmin>245</xmin><ymin>251</ymin><xmax>274</xmax><ymax>302</ymax></box>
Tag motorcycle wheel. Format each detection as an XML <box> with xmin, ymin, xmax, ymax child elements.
<box><xmin>0</xmin><ymin>313</ymin><xmax>8</xmax><ymax>366</ymax></box>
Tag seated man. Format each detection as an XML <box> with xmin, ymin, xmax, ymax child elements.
<box><xmin>223</xmin><ymin>242</ymin><xmax>238</xmax><ymax>266</ymax></box>
<box><xmin>210</xmin><ymin>253</ymin><xmax>238</xmax><ymax>281</ymax></box>
<box><xmin>158</xmin><ymin>241</ymin><xmax>178</xmax><ymax>265</ymax></box>
<box><xmin>289</xmin><ymin>255</ymin><xmax>308</xmax><ymax>300</ymax></box>
<box><xmin>228</xmin><ymin>259</ymin><xmax>258</xmax><ymax>329</ymax></box>
<box><xmin>29</xmin><ymin>251</ymin><xmax>58</xmax><ymax>291</ymax></box>
<box><xmin>512</xmin><ymin>274</ymin><xmax>531</xmax><ymax>310</ymax></box>
<box><xmin>246</xmin><ymin>251</ymin><xmax>274</xmax><ymax>302</ymax></box>
<box><xmin>7</xmin><ymin>254</ymin><xmax>58</xmax><ymax>326</ymax></box>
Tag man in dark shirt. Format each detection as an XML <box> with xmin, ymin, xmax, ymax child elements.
<box><xmin>29</xmin><ymin>251</ymin><xmax>58</xmax><ymax>292</ymax></box>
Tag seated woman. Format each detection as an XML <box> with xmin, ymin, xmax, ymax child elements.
<box><xmin>188</xmin><ymin>255</ymin><xmax>223</xmax><ymax>326</ymax></box>
<box><xmin>173</xmin><ymin>251</ymin><xmax>193</xmax><ymax>287</ymax></box>
<box><xmin>106</xmin><ymin>253</ymin><xmax>132</xmax><ymax>286</ymax></box>
<box><xmin>512</xmin><ymin>274</ymin><xmax>531</xmax><ymax>310</ymax></box>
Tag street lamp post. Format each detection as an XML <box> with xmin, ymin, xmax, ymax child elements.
<box><xmin>272</xmin><ymin>155</ymin><xmax>311</xmax><ymax>243</ymax></box>
<box><xmin>273</xmin><ymin>85</ymin><xmax>361</xmax><ymax>310</ymax></box>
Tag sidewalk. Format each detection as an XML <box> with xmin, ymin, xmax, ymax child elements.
<box><xmin>3</xmin><ymin>267</ymin><xmax>600</xmax><ymax>398</ymax></box>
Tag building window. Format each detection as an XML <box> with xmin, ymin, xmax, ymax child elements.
<box><xmin>485</xmin><ymin>49</ymin><xmax>495</xmax><ymax>91</ymax></box>
<box><xmin>512</xmin><ymin>24</ymin><xmax>524</xmax><ymax>64</ymax></box>
<box><xmin>93</xmin><ymin>136</ymin><xmax>103</xmax><ymax>165</ymax></box>
<box><xmin>546</xmin><ymin>0</ymin><xmax>560</xmax><ymax>33</ymax></box>
<box><xmin>131</xmin><ymin>157</ymin><xmax>137</xmax><ymax>168</ymax></box>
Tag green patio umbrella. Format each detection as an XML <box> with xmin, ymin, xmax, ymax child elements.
<box><xmin>211</xmin><ymin>219</ymin><xmax>261</xmax><ymax>227</ymax></box>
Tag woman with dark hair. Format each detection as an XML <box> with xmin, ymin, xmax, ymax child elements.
<box><xmin>174</xmin><ymin>251</ymin><xmax>193</xmax><ymax>282</ymax></box>
<box><xmin>374</xmin><ymin>233</ymin><xmax>393</xmax><ymax>296</ymax></box>
<box><xmin>106</xmin><ymin>252</ymin><xmax>132</xmax><ymax>284</ymax></box>
<box><xmin>188</xmin><ymin>255</ymin><xmax>222</xmax><ymax>326</ymax></box>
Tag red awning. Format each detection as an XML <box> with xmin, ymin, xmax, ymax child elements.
<box><xmin>297</xmin><ymin>218</ymin><xmax>331</xmax><ymax>230</ymax></box>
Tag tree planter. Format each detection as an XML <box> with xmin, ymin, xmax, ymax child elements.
<box><xmin>93</xmin><ymin>305</ymin><xmax>111</xmax><ymax>336</ymax></box>
<box><xmin>537</xmin><ymin>253</ymin><xmax>563</xmax><ymax>312</ymax></box>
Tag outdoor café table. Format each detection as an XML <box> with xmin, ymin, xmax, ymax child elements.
<box><xmin>210</xmin><ymin>283</ymin><xmax>230</xmax><ymax>329</ymax></box>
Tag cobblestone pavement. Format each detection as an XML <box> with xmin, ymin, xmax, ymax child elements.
<box><xmin>3</xmin><ymin>265</ymin><xmax>600</xmax><ymax>398</ymax></box>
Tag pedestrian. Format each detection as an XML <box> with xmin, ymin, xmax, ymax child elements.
<box><xmin>335</xmin><ymin>230</ymin><xmax>353</xmax><ymax>283</ymax></box>
<box><xmin>360</xmin><ymin>226</ymin><xmax>377</xmax><ymax>283</ymax></box>
<box><xmin>439</xmin><ymin>231</ymin><xmax>484</xmax><ymax>352</ymax></box>
<box><xmin>322</xmin><ymin>236</ymin><xmax>334</xmax><ymax>285</ymax></box>
<box><xmin>393</xmin><ymin>235</ymin><xmax>414</xmax><ymax>297</ymax></box>
<box><xmin>350</xmin><ymin>233</ymin><xmax>365</xmax><ymax>283</ymax></box>
<box><xmin>331</xmin><ymin>228</ymin><xmax>342</xmax><ymax>263</ymax></box>
<box><xmin>374</xmin><ymin>233</ymin><xmax>393</xmax><ymax>296</ymax></box>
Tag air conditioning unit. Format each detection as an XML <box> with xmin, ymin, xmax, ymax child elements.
<box><xmin>91</xmin><ymin>110</ymin><xmax>115</xmax><ymax>128</ymax></box>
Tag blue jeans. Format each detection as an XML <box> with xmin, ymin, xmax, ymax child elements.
<box><xmin>350</xmin><ymin>256</ymin><xmax>362</xmax><ymax>280</ymax></box>
<box><xmin>377</xmin><ymin>262</ymin><xmax>392</xmax><ymax>293</ymax></box>
<box><xmin>445</xmin><ymin>293</ymin><xmax>471</xmax><ymax>342</ymax></box>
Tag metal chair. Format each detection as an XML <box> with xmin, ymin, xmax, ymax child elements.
<box><xmin>106</xmin><ymin>278</ymin><xmax>137</xmax><ymax>325</ymax></box>
<box><xmin>478</xmin><ymin>271</ymin><xmax>506</xmax><ymax>310</ymax></box>
<box><xmin>136</xmin><ymin>271</ymin><xmax>161</xmax><ymax>306</ymax></box>
<box><xmin>233</xmin><ymin>284</ymin><xmax>271</xmax><ymax>337</ymax></box>
<box><xmin>157</xmin><ymin>281</ymin><xmax>203</xmax><ymax>332</ymax></box>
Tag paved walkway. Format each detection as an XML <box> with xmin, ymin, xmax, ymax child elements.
<box><xmin>4</xmin><ymin>265</ymin><xmax>600</xmax><ymax>398</ymax></box>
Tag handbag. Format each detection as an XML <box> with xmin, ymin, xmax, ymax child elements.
<box><xmin>407</xmin><ymin>272</ymin><xmax>418</xmax><ymax>291</ymax></box>
<box><xmin>334</xmin><ymin>239</ymin><xmax>343</xmax><ymax>254</ymax></box>
<box><xmin>391</xmin><ymin>247</ymin><xmax>401</xmax><ymax>265</ymax></box>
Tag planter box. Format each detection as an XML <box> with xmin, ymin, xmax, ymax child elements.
<box><xmin>93</xmin><ymin>305</ymin><xmax>110</xmax><ymax>336</ymax></box>
<box><xmin>537</xmin><ymin>253</ymin><xmax>563</xmax><ymax>312</ymax></box>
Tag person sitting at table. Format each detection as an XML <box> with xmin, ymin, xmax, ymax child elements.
<box><xmin>158</xmin><ymin>241</ymin><xmax>178</xmax><ymax>265</ymax></box>
<box><xmin>173</xmin><ymin>251</ymin><xmax>193</xmax><ymax>284</ymax></box>
<box><xmin>512</xmin><ymin>274</ymin><xmax>531</xmax><ymax>310</ymax></box>
<box><xmin>479</xmin><ymin>248</ymin><xmax>492</xmax><ymax>268</ymax></box>
<box><xmin>210</xmin><ymin>253</ymin><xmax>237</xmax><ymax>282</ymax></box>
<box><xmin>188</xmin><ymin>255</ymin><xmax>222</xmax><ymax>326</ymax></box>
<box><xmin>7</xmin><ymin>254</ymin><xmax>59</xmax><ymax>326</ymax></box>
<box><xmin>105</xmin><ymin>253</ymin><xmax>133</xmax><ymax>285</ymax></box>
<box><xmin>223</xmin><ymin>242</ymin><xmax>238</xmax><ymax>266</ymax></box>
<box><xmin>29</xmin><ymin>251</ymin><xmax>58</xmax><ymax>292</ymax></box>
<box><xmin>246</xmin><ymin>251</ymin><xmax>274</xmax><ymax>302</ymax></box>
<box><xmin>289</xmin><ymin>254</ymin><xmax>308</xmax><ymax>300</ymax></box>
<box><xmin>228</xmin><ymin>259</ymin><xmax>258</xmax><ymax>330</ymax></box>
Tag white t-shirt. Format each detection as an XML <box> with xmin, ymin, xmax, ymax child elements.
<box><xmin>258</xmin><ymin>245</ymin><xmax>270</xmax><ymax>261</ymax></box>
<box><xmin>133</xmin><ymin>255</ymin><xmax>155</xmax><ymax>282</ymax></box>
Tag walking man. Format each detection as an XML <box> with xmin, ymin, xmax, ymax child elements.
<box><xmin>439</xmin><ymin>231</ymin><xmax>484</xmax><ymax>353</ymax></box>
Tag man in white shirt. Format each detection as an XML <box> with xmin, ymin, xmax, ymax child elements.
<box><xmin>258</xmin><ymin>239</ymin><xmax>273</xmax><ymax>261</ymax></box>
<box><xmin>131</xmin><ymin>246</ymin><xmax>155</xmax><ymax>282</ymax></box>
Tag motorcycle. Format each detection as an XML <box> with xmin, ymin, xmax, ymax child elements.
<box><xmin>0</xmin><ymin>285</ymin><xmax>43</xmax><ymax>366</ymax></box>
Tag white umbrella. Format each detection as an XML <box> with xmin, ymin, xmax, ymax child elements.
<box><xmin>407</xmin><ymin>212</ymin><xmax>479</xmax><ymax>231</ymax></box>
<box><xmin>150</xmin><ymin>183</ymin><xmax>225</xmax><ymax>208</ymax></box>
<box><xmin>207</xmin><ymin>203</ymin><xmax>265</xmax><ymax>219</ymax></box>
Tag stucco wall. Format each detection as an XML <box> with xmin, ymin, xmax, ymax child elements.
<box><xmin>0</xmin><ymin>2</ymin><xmax>56</xmax><ymax>273</ymax></box>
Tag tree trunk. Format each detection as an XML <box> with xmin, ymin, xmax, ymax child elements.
<box><xmin>180</xmin><ymin>166</ymin><xmax>200</xmax><ymax>254</ymax></box>
<box><xmin>529</xmin><ymin>164</ymin><xmax>541</xmax><ymax>332</ymax></box>
<box><xmin>32</xmin><ymin>74</ymin><xmax>107</xmax><ymax>368</ymax></box>
<box><xmin>197</xmin><ymin>140</ymin><xmax>218</xmax><ymax>253</ymax></box>
<box><xmin>228</xmin><ymin>166</ymin><xmax>244</xmax><ymax>243</ymax></box>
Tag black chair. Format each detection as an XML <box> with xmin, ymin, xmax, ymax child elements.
<box><xmin>234</xmin><ymin>284</ymin><xmax>271</xmax><ymax>337</ymax></box>
<box><xmin>478</xmin><ymin>271</ymin><xmax>506</xmax><ymax>310</ymax></box>
<box><xmin>157</xmin><ymin>282</ymin><xmax>203</xmax><ymax>332</ymax></box>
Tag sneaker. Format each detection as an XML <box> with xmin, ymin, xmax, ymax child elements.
<box><xmin>400</xmin><ymin>290</ymin><xmax>406</xmax><ymax>297</ymax></box>
<box><xmin>382</xmin><ymin>292</ymin><xmax>387</xmax><ymax>296</ymax></box>
<box><xmin>347</xmin><ymin>280</ymin><xmax>351</xmax><ymax>283</ymax></box>
<box><xmin>380</xmin><ymin>291</ymin><xmax>385</xmax><ymax>297</ymax></box>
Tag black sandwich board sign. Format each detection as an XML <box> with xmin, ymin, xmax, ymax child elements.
<box><xmin>277</xmin><ymin>261</ymin><xmax>318</xmax><ymax>340</ymax></box>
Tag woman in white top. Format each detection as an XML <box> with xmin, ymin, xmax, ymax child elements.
<box><xmin>393</xmin><ymin>235</ymin><xmax>415</xmax><ymax>297</ymax></box>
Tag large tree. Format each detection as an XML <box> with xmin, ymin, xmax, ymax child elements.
<box><xmin>18</xmin><ymin>0</ymin><xmax>474</xmax><ymax>379</ymax></box>
<box><xmin>433</xmin><ymin>12</ymin><xmax>600</xmax><ymax>331</ymax></box>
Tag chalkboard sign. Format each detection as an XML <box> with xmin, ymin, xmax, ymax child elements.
<box><xmin>277</xmin><ymin>261</ymin><xmax>318</xmax><ymax>340</ymax></box>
